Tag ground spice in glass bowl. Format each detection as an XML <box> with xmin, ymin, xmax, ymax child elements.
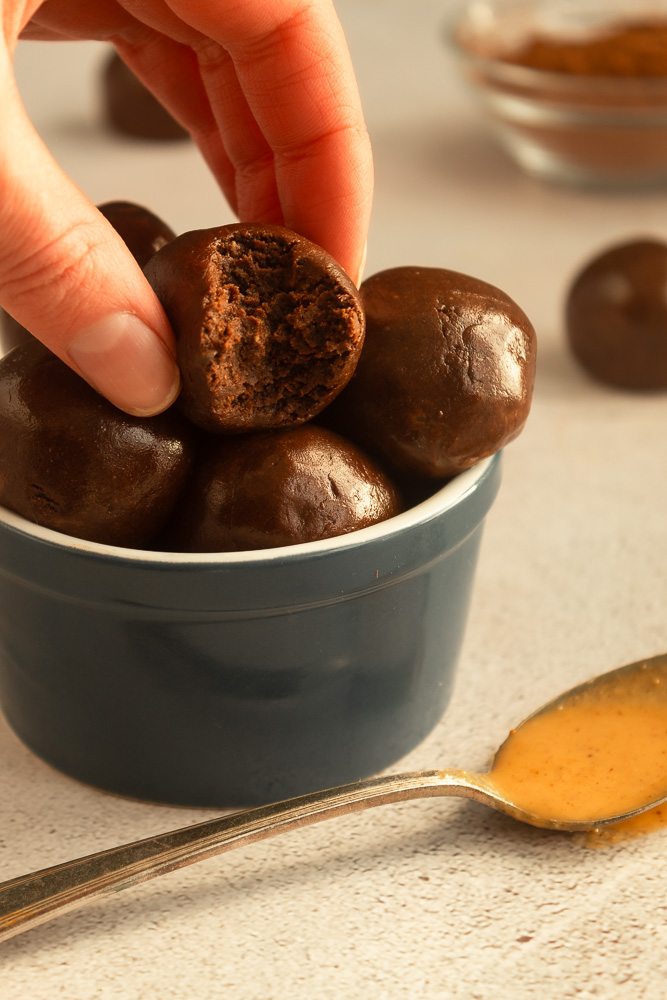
<box><xmin>503</xmin><ymin>19</ymin><xmax>667</xmax><ymax>76</ymax></box>
<box><xmin>448</xmin><ymin>1</ymin><xmax>667</xmax><ymax>187</ymax></box>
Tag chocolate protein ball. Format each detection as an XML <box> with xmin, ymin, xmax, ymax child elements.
<box><xmin>162</xmin><ymin>425</ymin><xmax>403</xmax><ymax>552</ymax></box>
<box><xmin>0</xmin><ymin>341</ymin><xmax>195</xmax><ymax>547</ymax></box>
<box><xmin>102</xmin><ymin>51</ymin><xmax>189</xmax><ymax>141</ymax></box>
<box><xmin>144</xmin><ymin>223</ymin><xmax>365</xmax><ymax>434</ymax></box>
<box><xmin>326</xmin><ymin>266</ymin><xmax>537</xmax><ymax>479</ymax></box>
<box><xmin>566</xmin><ymin>238</ymin><xmax>667</xmax><ymax>390</ymax></box>
<box><xmin>98</xmin><ymin>200</ymin><xmax>176</xmax><ymax>269</ymax></box>
<box><xmin>1</xmin><ymin>200</ymin><xmax>175</xmax><ymax>354</ymax></box>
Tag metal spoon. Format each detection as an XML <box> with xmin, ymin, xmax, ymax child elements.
<box><xmin>2</xmin><ymin>651</ymin><xmax>666</xmax><ymax>943</ymax></box>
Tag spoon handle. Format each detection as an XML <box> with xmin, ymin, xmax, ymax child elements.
<box><xmin>0</xmin><ymin>768</ymin><xmax>492</xmax><ymax>943</ymax></box>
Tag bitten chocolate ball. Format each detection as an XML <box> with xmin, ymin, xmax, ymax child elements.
<box><xmin>566</xmin><ymin>238</ymin><xmax>667</xmax><ymax>390</ymax></box>
<box><xmin>102</xmin><ymin>51</ymin><xmax>189</xmax><ymax>141</ymax></box>
<box><xmin>144</xmin><ymin>223</ymin><xmax>366</xmax><ymax>434</ymax></box>
<box><xmin>326</xmin><ymin>266</ymin><xmax>536</xmax><ymax>479</ymax></box>
<box><xmin>98</xmin><ymin>200</ymin><xmax>176</xmax><ymax>269</ymax></box>
<box><xmin>0</xmin><ymin>342</ymin><xmax>195</xmax><ymax>547</ymax></box>
<box><xmin>162</xmin><ymin>425</ymin><xmax>403</xmax><ymax>552</ymax></box>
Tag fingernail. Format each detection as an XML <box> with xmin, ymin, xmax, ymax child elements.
<box><xmin>67</xmin><ymin>313</ymin><xmax>180</xmax><ymax>416</ymax></box>
<box><xmin>353</xmin><ymin>240</ymin><xmax>368</xmax><ymax>288</ymax></box>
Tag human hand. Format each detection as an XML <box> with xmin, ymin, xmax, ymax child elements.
<box><xmin>0</xmin><ymin>0</ymin><xmax>373</xmax><ymax>414</ymax></box>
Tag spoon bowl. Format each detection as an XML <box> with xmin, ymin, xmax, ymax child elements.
<box><xmin>2</xmin><ymin>650</ymin><xmax>666</xmax><ymax>942</ymax></box>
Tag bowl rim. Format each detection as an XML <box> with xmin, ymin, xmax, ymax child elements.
<box><xmin>0</xmin><ymin>454</ymin><xmax>497</xmax><ymax>567</ymax></box>
<box><xmin>446</xmin><ymin>0</ymin><xmax>667</xmax><ymax>91</ymax></box>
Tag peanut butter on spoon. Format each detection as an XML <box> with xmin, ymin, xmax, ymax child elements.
<box><xmin>489</xmin><ymin>658</ymin><xmax>667</xmax><ymax>830</ymax></box>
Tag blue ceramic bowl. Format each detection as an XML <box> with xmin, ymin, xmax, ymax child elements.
<box><xmin>0</xmin><ymin>453</ymin><xmax>500</xmax><ymax>807</ymax></box>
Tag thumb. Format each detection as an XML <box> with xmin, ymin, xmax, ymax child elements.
<box><xmin>0</xmin><ymin>52</ymin><xmax>180</xmax><ymax>416</ymax></box>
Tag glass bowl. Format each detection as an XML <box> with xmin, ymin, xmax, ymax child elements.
<box><xmin>448</xmin><ymin>0</ymin><xmax>667</xmax><ymax>187</ymax></box>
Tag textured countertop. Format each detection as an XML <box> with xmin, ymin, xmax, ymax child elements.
<box><xmin>2</xmin><ymin>2</ymin><xmax>667</xmax><ymax>997</ymax></box>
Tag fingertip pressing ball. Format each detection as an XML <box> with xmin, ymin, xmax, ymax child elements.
<box><xmin>162</xmin><ymin>424</ymin><xmax>403</xmax><ymax>552</ymax></box>
<box><xmin>326</xmin><ymin>266</ymin><xmax>536</xmax><ymax>479</ymax></box>
<box><xmin>144</xmin><ymin>224</ymin><xmax>366</xmax><ymax>434</ymax></box>
<box><xmin>0</xmin><ymin>341</ymin><xmax>196</xmax><ymax>547</ymax></box>
<box><xmin>1</xmin><ymin>201</ymin><xmax>175</xmax><ymax>354</ymax></box>
<box><xmin>566</xmin><ymin>238</ymin><xmax>667</xmax><ymax>390</ymax></box>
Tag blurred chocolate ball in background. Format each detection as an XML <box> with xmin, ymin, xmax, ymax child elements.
<box><xmin>566</xmin><ymin>238</ymin><xmax>667</xmax><ymax>390</ymax></box>
<box><xmin>102</xmin><ymin>51</ymin><xmax>190</xmax><ymax>142</ymax></box>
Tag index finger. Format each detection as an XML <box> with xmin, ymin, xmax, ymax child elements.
<box><xmin>166</xmin><ymin>0</ymin><xmax>373</xmax><ymax>282</ymax></box>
